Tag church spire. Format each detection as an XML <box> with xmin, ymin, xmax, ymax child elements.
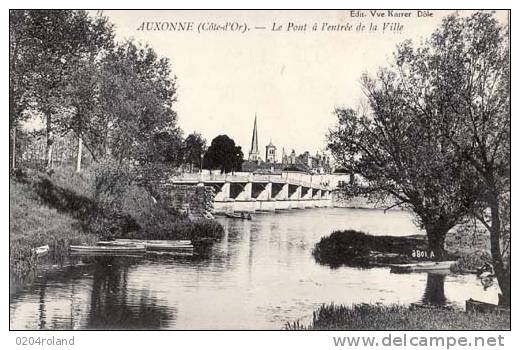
<box><xmin>249</xmin><ymin>114</ymin><xmax>260</xmax><ymax>162</ymax></box>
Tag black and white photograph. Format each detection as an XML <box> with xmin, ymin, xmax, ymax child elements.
<box><xmin>8</xmin><ymin>8</ymin><xmax>511</xmax><ymax>335</ymax></box>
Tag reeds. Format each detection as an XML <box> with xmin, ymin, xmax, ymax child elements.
<box><xmin>285</xmin><ymin>303</ymin><xmax>510</xmax><ymax>330</ymax></box>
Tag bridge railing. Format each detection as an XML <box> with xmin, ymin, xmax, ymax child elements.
<box><xmin>169</xmin><ymin>172</ymin><xmax>331</xmax><ymax>189</ymax></box>
<box><xmin>170</xmin><ymin>173</ymin><xmax>253</xmax><ymax>182</ymax></box>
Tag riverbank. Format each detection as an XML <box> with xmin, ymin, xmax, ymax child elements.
<box><xmin>9</xmin><ymin>167</ymin><xmax>224</xmax><ymax>277</ymax></box>
<box><xmin>286</xmin><ymin>303</ymin><xmax>510</xmax><ymax>330</ymax></box>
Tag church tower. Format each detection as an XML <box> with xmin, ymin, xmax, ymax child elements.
<box><xmin>282</xmin><ymin>148</ymin><xmax>288</xmax><ymax>165</ymax></box>
<box><xmin>248</xmin><ymin>114</ymin><xmax>260</xmax><ymax>162</ymax></box>
<box><xmin>265</xmin><ymin>140</ymin><xmax>277</xmax><ymax>163</ymax></box>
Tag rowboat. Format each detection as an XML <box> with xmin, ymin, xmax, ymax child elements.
<box><xmin>97</xmin><ymin>239</ymin><xmax>194</xmax><ymax>252</ymax></box>
<box><xmin>390</xmin><ymin>261</ymin><xmax>456</xmax><ymax>273</ymax></box>
<box><xmin>33</xmin><ymin>245</ymin><xmax>50</xmax><ymax>257</ymax></box>
<box><xmin>225</xmin><ymin>213</ymin><xmax>252</xmax><ymax>220</ymax></box>
<box><xmin>70</xmin><ymin>244</ymin><xmax>146</xmax><ymax>254</ymax></box>
<box><xmin>466</xmin><ymin>299</ymin><xmax>508</xmax><ymax>313</ymax></box>
<box><xmin>113</xmin><ymin>239</ymin><xmax>192</xmax><ymax>245</ymax></box>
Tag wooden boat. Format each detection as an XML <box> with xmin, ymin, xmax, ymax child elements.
<box><xmin>33</xmin><ymin>245</ymin><xmax>50</xmax><ymax>257</ymax></box>
<box><xmin>113</xmin><ymin>239</ymin><xmax>192</xmax><ymax>246</ymax></box>
<box><xmin>70</xmin><ymin>244</ymin><xmax>146</xmax><ymax>254</ymax></box>
<box><xmin>98</xmin><ymin>239</ymin><xmax>194</xmax><ymax>252</ymax></box>
<box><xmin>225</xmin><ymin>213</ymin><xmax>252</xmax><ymax>220</ymax></box>
<box><xmin>466</xmin><ymin>299</ymin><xmax>508</xmax><ymax>314</ymax></box>
<box><xmin>390</xmin><ymin>260</ymin><xmax>456</xmax><ymax>273</ymax></box>
<box><xmin>146</xmin><ymin>250</ymin><xmax>194</xmax><ymax>257</ymax></box>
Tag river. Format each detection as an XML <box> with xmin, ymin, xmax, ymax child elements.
<box><xmin>9</xmin><ymin>208</ymin><xmax>499</xmax><ymax>330</ymax></box>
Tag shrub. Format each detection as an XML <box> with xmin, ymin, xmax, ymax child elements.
<box><xmin>312</xmin><ymin>230</ymin><xmax>428</xmax><ymax>268</ymax></box>
<box><xmin>313</xmin><ymin>230</ymin><xmax>372</xmax><ymax>267</ymax></box>
<box><xmin>90</xmin><ymin>159</ymin><xmax>134</xmax><ymax>212</ymax></box>
<box><xmin>124</xmin><ymin>217</ymin><xmax>224</xmax><ymax>242</ymax></box>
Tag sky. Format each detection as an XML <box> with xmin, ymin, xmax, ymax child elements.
<box><xmin>96</xmin><ymin>10</ymin><xmax>508</xmax><ymax>156</ymax></box>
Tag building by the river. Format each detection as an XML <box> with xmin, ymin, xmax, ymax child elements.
<box><xmin>242</xmin><ymin>115</ymin><xmax>332</xmax><ymax>174</ymax></box>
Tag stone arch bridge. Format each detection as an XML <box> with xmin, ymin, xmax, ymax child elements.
<box><xmin>169</xmin><ymin>172</ymin><xmax>334</xmax><ymax>214</ymax></box>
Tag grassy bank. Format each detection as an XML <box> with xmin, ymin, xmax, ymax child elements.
<box><xmin>285</xmin><ymin>304</ymin><xmax>510</xmax><ymax>330</ymax></box>
<box><xmin>10</xmin><ymin>177</ymin><xmax>97</xmax><ymax>277</ymax></box>
<box><xmin>10</xmin><ymin>167</ymin><xmax>224</xmax><ymax>277</ymax></box>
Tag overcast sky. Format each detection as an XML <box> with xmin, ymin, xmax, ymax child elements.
<box><xmin>101</xmin><ymin>10</ymin><xmax>507</xmax><ymax>156</ymax></box>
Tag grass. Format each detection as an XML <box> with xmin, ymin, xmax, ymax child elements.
<box><xmin>9</xmin><ymin>177</ymin><xmax>97</xmax><ymax>277</ymax></box>
<box><xmin>285</xmin><ymin>303</ymin><xmax>510</xmax><ymax>330</ymax></box>
<box><xmin>9</xmin><ymin>166</ymin><xmax>224</xmax><ymax>278</ymax></box>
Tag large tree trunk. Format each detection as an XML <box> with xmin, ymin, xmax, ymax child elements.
<box><xmin>489</xmin><ymin>194</ymin><xmax>510</xmax><ymax>307</ymax></box>
<box><xmin>45</xmin><ymin>113</ymin><xmax>54</xmax><ymax>170</ymax></box>
<box><xmin>425</xmin><ymin>224</ymin><xmax>448</xmax><ymax>260</ymax></box>
<box><xmin>76</xmin><ymin>136</ymin><xmax>83</xmax><ymax>173</ymax></box>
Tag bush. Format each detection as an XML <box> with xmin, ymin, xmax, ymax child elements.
<box><xmin>90</xmin><ymin>160</ymin><xmax>133</xmax><ymax>212</ymax></box>
<box><xmin>125</xmin><ymin>217</ymin><xmax>224</xmax><ymax>242</ymax></box>
<box><xmin>313</xmin><ymin>230</ymin><xmax>428</xmax><ymax>268</ymax></box>
<box><xmin>313</xmin><ymin>230</ymin><xmax>371</xmax><ymax>266</ymax></box>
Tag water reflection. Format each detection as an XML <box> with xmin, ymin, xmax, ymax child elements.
<box><xmin>86</xmin><ymin>257</ymin><xmax>176</xmax><ymax>329</ymax></box>
<box><xmin>10</xmin><ymin>256</ymin><xmax>177</xmax><ymax>330</ymax></box>
<box><xmin>10</xmin><ymin>208</ymin><xmax>501</xmax><ymax>330</ymax></box>
<box><xmin>420</xmin><ymin>273</ymin><xmax>448</xmax><ymax>307</ymax></box>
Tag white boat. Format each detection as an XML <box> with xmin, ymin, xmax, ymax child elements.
<box><xmin>390</xmin><ymin>261</ymin><xmax>456</xmax><ymax>273</ymax></box>
<box><xmin>70</xmin><ymin>244</ymin><xmax>146</xmax><ymax>254</ymax></box>
<box><xmin>97</xmin><ymin>239</ymin><xmax>194</xmax><ymax>252</ymax></box>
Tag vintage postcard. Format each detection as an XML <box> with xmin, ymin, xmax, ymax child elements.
<box><xmin>9</xmin><ymin>9</ymin><xmax>510</xmax><ymax>335</ymax></box>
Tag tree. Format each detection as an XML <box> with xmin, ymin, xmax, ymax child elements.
<box><xmin>60</xmin><ymin>14</ymin><xmax>114</xmax><ymax>172</ymax></box>
<box><xmin>330</xmin><ymin>11</ymin><xmax>510</xmax><ymax>305</ymax></box>
<box><xmin>398</xmin><ymin>12</ymin><xmax>510</xmax><ymax>305</ymax></box>
<box><xmin>183</xmin><ymin>132</ymin><xmax>207</xmax><ymax>172</ymax></box>
<box><xmin>328</xmin><ymin>95</ymin><xmax>476</xmax><ymax>258</ymax></box>
<box><xmin>96</xmin><ymin>40</ymin><xmax>182</xmax><ymax>190</ymax></box>
<box><xmin>10</xmin><ymin>10</ymin><xmax>115</xmax><ymax>170</ymax></box>
<box><xmin>203</xmin><ymin>135</ymin><xmax>243</xmax><ymax>174</ymax></box>
<box><xmin>9</xmin><ymin>10</ymin><xmax>38</xmax><ymax>170</ymax></box>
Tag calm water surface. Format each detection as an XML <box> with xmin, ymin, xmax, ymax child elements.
<box><xmin>10</xmin><ymin>208</ymin><xmax>499</xmax><ymax>330</ymax></box>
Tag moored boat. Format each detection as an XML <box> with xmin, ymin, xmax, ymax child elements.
<box><xmin>389</xmin><ymin>260</ymin><xmax>456</xmax><ymax>273</ymax></box>
<box><xmin>466</xmin><ymin>299</ymin><xmax>508</xmax><ymax>313</ymax></box>
<box><xmin>70</xmin><ymin>244</ymin><xmax>146</xmax><ymax>254</ymax></box>
<box><xmin>98</xmin><ymin>239</ymin><xmax>194</xmax><ymax>252</ymax></box>
<box><xmin>225</xmin><ymin>213</ymin><xmax>252</xmax><ymax>220</ymax></box>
